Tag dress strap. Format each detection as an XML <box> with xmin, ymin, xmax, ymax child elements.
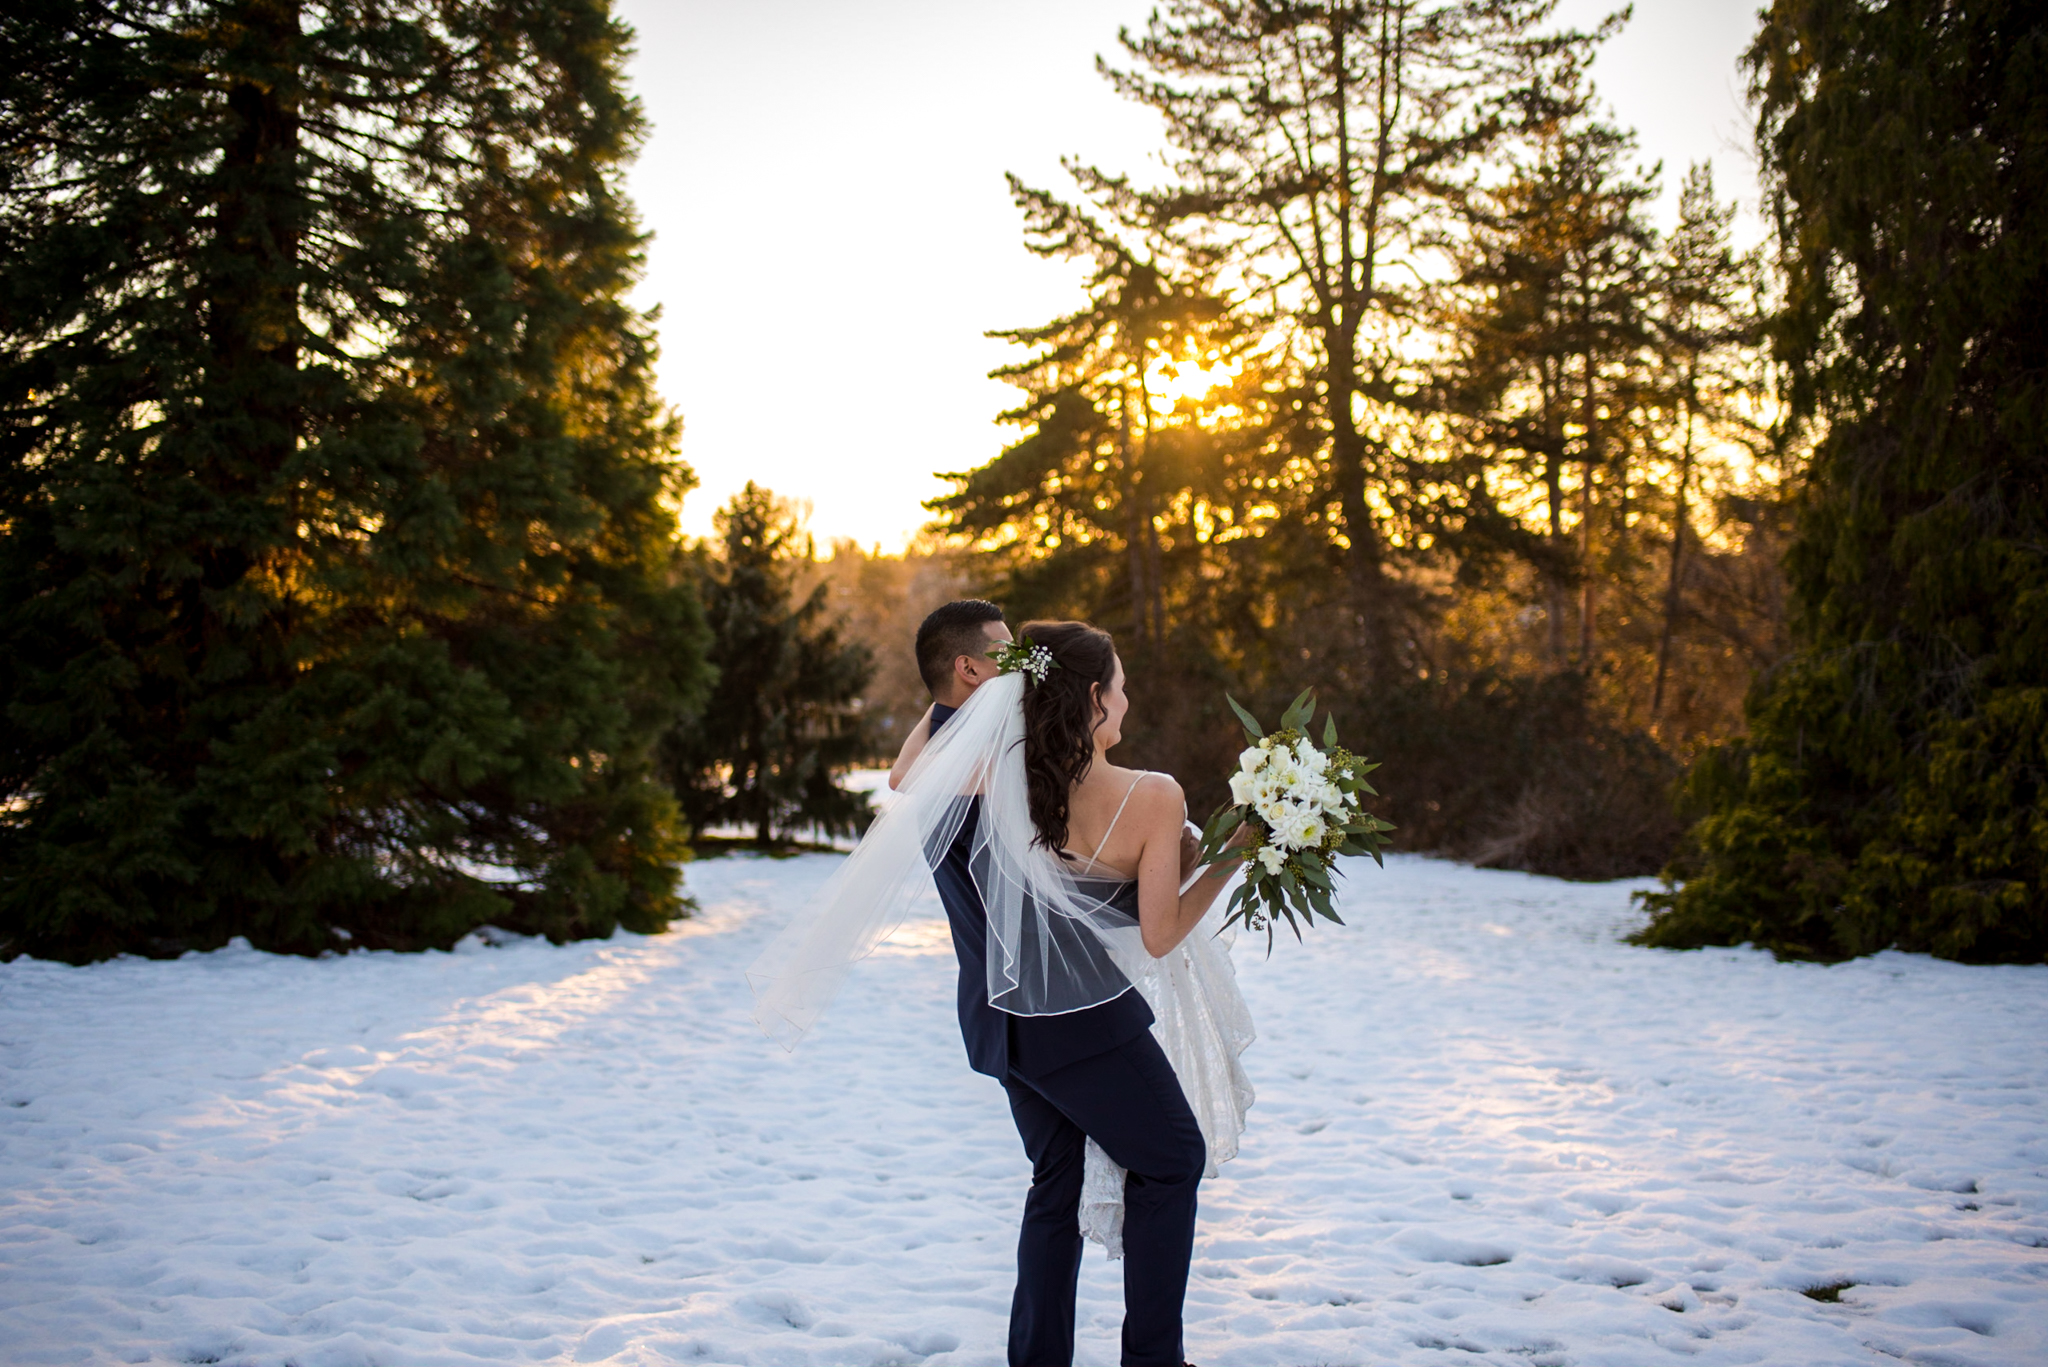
<box><xmin>1091</xmin><ymin>772</ymin><xmax>1150</xmax><ymax>863</ymax></box>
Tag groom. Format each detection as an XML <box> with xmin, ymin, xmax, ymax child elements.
<box><xmin>891</xmin><ymin>600</ymin><xmax>1207</xmax><ymax>1367</ymax></box>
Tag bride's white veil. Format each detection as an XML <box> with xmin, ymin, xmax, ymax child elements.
<box><xmin>747</xmin><ymin>671</ymin><xmax>1150</xmax><ymax>1048</ymax></box>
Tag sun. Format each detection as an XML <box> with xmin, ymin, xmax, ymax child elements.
<box><xmin>1145</xmin><ymin>353</ymin><xmax>1241</xmax><ymax>411</ymax></box>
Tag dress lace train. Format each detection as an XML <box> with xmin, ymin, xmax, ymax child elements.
<box><xmin>1077</xmin><ymin>902</ymin><xmax>1256</xmax><ymax>1259</ymax></box>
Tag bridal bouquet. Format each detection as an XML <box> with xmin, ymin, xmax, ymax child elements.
<box><xmin>1193</xmin><ymin>690</ymin><xmax>1392</xmax><ymax>946</ymax></box>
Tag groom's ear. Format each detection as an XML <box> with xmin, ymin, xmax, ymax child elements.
<box><xmin>955</xmin><ymin>624</ymin><xmax>1008</xmax><ymax>687</ymax></box>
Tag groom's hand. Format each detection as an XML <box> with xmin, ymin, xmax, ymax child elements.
<box><xmin>1179</xmin><ymin>822</ymin><xmax>1202</xmax><ymax>878</ymax></box>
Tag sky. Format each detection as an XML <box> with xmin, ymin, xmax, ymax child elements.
<box><xmin>615</xmin><ymin>0</ymin><xmax>1767</xmax><ymax>552</ymax></box>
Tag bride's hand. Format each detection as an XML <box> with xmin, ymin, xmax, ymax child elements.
<box><xmin>1179</xmin><ymin>820</ymin><xmax>1202</xmax><ymax>879</ymax></box>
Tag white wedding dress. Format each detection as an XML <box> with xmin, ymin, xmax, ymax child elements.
<box><xmin>1071</xmin><ymin>810</ymin><xmax>1258</xmax><ymax>1260</ymax></box>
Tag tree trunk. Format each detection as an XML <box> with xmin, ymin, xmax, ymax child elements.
<box><xmin>1137</xmin><ymin>378</ymin><xmax>1166</xmax><ymax>649</ymax></box>
<box><xmin>1578</xmin><ymin>350</ymin><xmax>1599</xmax><ymax>665</ymax></box>
<box><xmin>210</xmin><ymin>0</ymin><xmax>302</xmax><ymax>472</ymax></box>
<box><xmin>205</xmin><ymin>0</ymin><xmax>301</xmax><ymax>628</ymax></box>
<box><xmin>1144</xmin><ymin>507</ymin><xmax>1165</xmax><ymax>650</ymax></box>
<box><xmin>1652</xmin><ymin>378</ymin><xmax>1697</xmax><ymax>719</ymax></box>
<box><xmin>188</xmin><ymin>0</ymin><xmax>302</xmax><ymax>849</ymax></box>
<box><xmin>1542</xmin><ymin>361</ymin><xmax>1567</xmax><ymax>662</ymax></box>
<box><xmin>1120</xmin><ymin>385</ymin><xmax>1150</xmax><ymax>656</ymax></box>
<box><xmin>1327</xmin><ymin>324</ymin><xmax>1395</xmax><ymax>680</ymax></box>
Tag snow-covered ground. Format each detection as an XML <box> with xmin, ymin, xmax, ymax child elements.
<box><xmin>2</xmin><ymin>852</ymin><xmax>2044</xmax><ymax>1367</ymax></box>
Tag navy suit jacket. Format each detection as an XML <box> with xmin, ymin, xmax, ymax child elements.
<box><xmin>926</xmin><ymin>702</ymin><xmax>1154</xmax><ymax>1079</ymax></box>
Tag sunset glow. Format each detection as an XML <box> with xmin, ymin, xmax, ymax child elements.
<box><xmin>1146</xmin><ymin>354</ymin><xmax>1241</xmax><ymax>411</ymax></box>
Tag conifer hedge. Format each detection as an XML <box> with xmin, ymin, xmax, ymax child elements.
<box><xmin>0</xmin><ymin>0</ymin><xmax>711</xmax><ymax>960</ymax></box>
<box><xmin>1633</xmin><ymin>0</ymin><xmax>2048</xmax><ymax>962</ymax></box>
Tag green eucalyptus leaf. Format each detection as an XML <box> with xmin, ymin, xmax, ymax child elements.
<box><xmin>1225</xmin><ymin>693</ymin><xmax>1265</xmax><ymax>740</ymax></box>
<box><xmin>1280</xmin><ymin>688</ymin><xmax>1316</xmax><ymax>732</ymax></box>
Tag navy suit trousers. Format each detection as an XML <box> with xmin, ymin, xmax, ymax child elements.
<box><xmin>924</xmin><ymin>703</ymin><xmax>1199</xmax><ymax>1365</ymax></box>
<box><xmin>1002</xmin><ymin>1029</ymin><xmax>1207</xmax><ymax>1367</ymax></box>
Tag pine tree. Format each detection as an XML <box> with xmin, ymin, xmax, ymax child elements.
<box><xmin>933</xmin><ymin>182</ymin><xmax>1295</xmax><ymax>655</ymax></box>
<box><xmin>665</xmin><ymin>485</ymin><xmax>874</xmax><ymax>846</ymax></box>
<box><xmin>935</xmin><ymin>181</ymin><xmax>1336</xmax><ymax>801</ymax></box>
<box><xmin>1442</xmin><ymin>66</ymin><xmax>1659</xmax><ymax>668</ymax></box>
<box><xmin>1645</xmin><ymin>163</ymin><xmax>1779</xmax><ymax>729</ymax></box>
<box><xmin>1087</xmin><ymin>0</ymin><xmax>1608</xmax><ymax>683</ymax></box>
<box><xmin>1634</xmin><ymin>0</ymin><xmax>2048</xmax><ymax>962</ymax></box>
<box><xmin>0</xmin><ymin>0</ymin><xmax>711</xmax><ymax>959</ymax></box>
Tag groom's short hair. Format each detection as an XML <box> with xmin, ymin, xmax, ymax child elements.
<box><xmin>916</xmin><ymin>599</ymin><xmax>1005</xmax><ymax>694</ymax></box>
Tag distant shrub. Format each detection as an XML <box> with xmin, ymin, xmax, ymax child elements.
<box><xmin>1349</xmin><ymin>670</ymin><xmax>1683</xmax><ymax>882</ymax></box>
<box><xmin>1124</xmin><ymin>661</ymin><xmax>1684</xmax><ymax>884</ymax></box>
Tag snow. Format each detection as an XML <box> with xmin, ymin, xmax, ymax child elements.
<box><xmin>2</xmin><ymin>851</ymin><xmax>2044</xmax><ymax>1367</ymax></box>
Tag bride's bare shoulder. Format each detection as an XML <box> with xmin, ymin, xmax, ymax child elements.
<box><xmin>1116</xmin><ymin>768</ymin><xmax>1184</xmax><ymax>817</ymax></box>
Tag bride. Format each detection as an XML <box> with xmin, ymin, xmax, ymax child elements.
<box><xmin>990</xmin><ymin>629</ymin><xmax>1258</xmax><ymax>1257</ymax></box>
<box><xmin>749</xmin><ymin>615</ymin><xmax>1253</xmax><ymax>1366</ymax></box>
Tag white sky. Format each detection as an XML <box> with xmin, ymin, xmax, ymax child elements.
<box><xmin>616</xmin><ymin>0</ymin><xmax>1766</xmax><ymax>552</ymax></box>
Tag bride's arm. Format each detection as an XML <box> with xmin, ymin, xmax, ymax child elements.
<box><xmin>887</xmin><ymin>704</ymin><xmax>939</xmax><ymax>791</ymax></box>
<box><xmin>1132</xmin><ymin>776</ymin><xmax>1245</xmax><ymax>957</ymax></box>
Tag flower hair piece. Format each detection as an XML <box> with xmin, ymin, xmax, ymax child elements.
<box><xmin>991</xmin><ymin>635</ymin><xmax>1058</xmax><ymax>685</ymax></box>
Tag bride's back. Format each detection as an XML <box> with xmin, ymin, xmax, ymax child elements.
<box><xmin>1013</xmin><ymin>617</ymin><xmax>1181</xmax><ymax>882</ymax></box>
<box><xmin>1061</xmin><ymin>764</ymin><xmax>1170</xmax><ymax>881</ymax></box>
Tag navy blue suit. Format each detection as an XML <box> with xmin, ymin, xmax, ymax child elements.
<box><xmin>926</xmin><ymin>704</ymin><xmax>1206</xmax><ymax>1367</ymax></box>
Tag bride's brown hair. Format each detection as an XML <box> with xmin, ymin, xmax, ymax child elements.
<box><xmin>1016</xmin><ymin>619</ymin><xmax>1119</xmax><ymax>853</ymax></box>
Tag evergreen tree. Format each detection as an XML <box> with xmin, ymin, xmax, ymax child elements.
<box><xmin>933</xmin><ymin>182</ymin><xmax>1301</xmax><ymax>658</ymax></box>
<box><xmin>1645</xmin><ymin>163</ymin><xmax>1779</xmax><ymax>729</ymax></box>
<box><xmin>1440</xmin><ymin>96</ymin><xmax>1788</xmax><ymax>752</ymax></box>
<box><xmin>1087</xmin><ymin>0</ymin><xmax>1609</xmax><ymax>683</ymax></box>
<box><xmin>665</xmin><ymin>484</ymin><xmax>874</xmax><ymax>846</ymax></box>
<box><xmin>1441</xmin><ymin>65</ymin><xmax>1659</xmax><ymax>668</ymax></box>
<box><xmin>0</xmin><ymin>0</ymin><xmax>711</xmax><ymax>959</ymax></box>
<box><xmin>1634</xmin><ymin>0</ymin><xmax>2048</xmax><ymax>962</ymax></box>
<box><xmin>933</xmin><ymin>181</ymin><xmax>1327</xmax><ymax>801</ymax></box>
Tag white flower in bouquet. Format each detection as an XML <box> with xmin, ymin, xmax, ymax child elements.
<box><xmin>1268</xmin><ymin>804</ymin><xmax>1316</xmax><ymax>851</ymax></box>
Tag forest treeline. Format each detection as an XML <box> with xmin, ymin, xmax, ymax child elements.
<box><xmin>2</xmin><ymin>1</ymin><xmax>2040</xmax><ymax>963</ymax></box>
<box><xmin>927</xmin><ymin>0</ymin><xmax>2043</xmax><ymax>960</ymax></box>
<box><xmin>936</xmin><ymin>3</ymin><xmax>1793</xmax><ymax>883</ymax></box>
